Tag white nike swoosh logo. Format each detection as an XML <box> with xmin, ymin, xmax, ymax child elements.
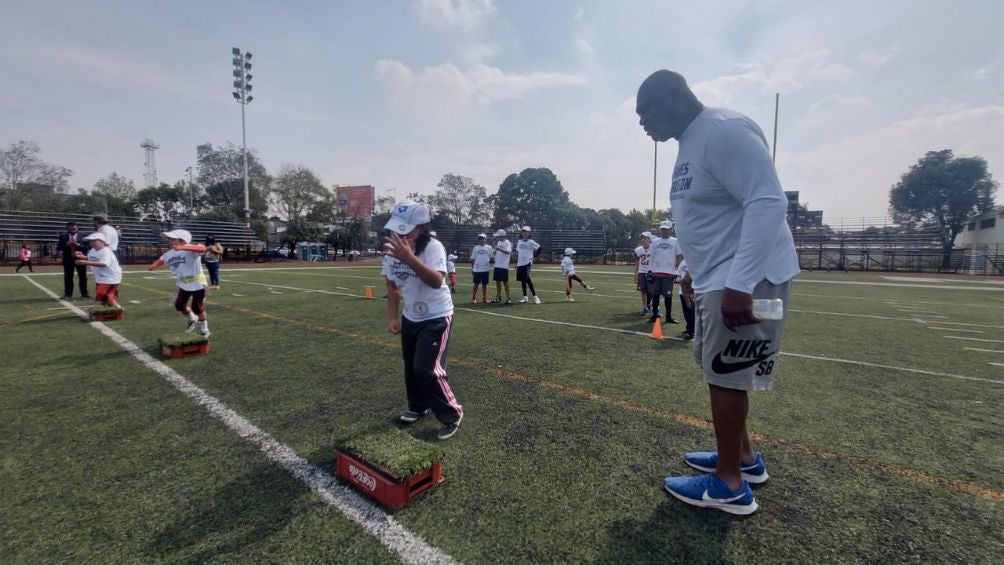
<box><xmin>701</xmin><ymin>489</ymin><xmax>746</xmax><ymax>503</ymax></box>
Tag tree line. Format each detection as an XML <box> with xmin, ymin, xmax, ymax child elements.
<box><xmin>0</xmin><ymin>140</ymin><xmax>996</xmax><ymax>257</ymax></box>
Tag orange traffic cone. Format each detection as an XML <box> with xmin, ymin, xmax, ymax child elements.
<box><xmin>364</xmin><ymin>286</ymin><xmax>374</xmax><ymax>299</ymax></box>
<box><xmin>650</xmin><ymin>319</ymin><xmax>663</xmax><ymax>340</ymax></box>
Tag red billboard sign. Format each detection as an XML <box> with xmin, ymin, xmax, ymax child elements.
<box><xmin>336</xmin><ymin>185</ymin><xmax>375</xmax><ymax>218</ymax></box>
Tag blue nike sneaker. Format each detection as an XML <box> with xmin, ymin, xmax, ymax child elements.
<box><xmin>664</xmin><ymin>473</ymin><xmax>758</xmax><ymax>515</ymax></box>
<box><xmin>683</xmin><ymin>451</ymin><xmax>769</xmax><ymax>484</ymax></box>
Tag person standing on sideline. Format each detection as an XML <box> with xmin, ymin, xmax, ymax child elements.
<box><xmin>676</xmin><ymin>258</ymin><xmax>695</xmax><ymax>341</ymax></box>
<box><xmin>15</xmin><ymin>244</ymin><xmax>33</xmax><ymax>272</ymax></box>
<box><xmin>635</xmin><ymin>231</ymin><xmax>653</xmax><ymax>315</ymax></box>
<box><xmin>647</xmin><ymin>220</ymin><xmax>682</xmax><ymax>325</ymax></box>
<box><xmin>560</xmin><ymin>247</ymin><xmax>594</xmax><ymax>301</ymax></box>
<box><xmin>74</xmin><ymin>233</ymin><xmax>122</xmax><ymax>309</ymax></box>
<box><xmin>204</xmin><ymin>235</ymin><xmax>224</xmax><ymax>290</ymax></box>
<box><xmin>57</xmin><ymin>222</ymin><xmax>89</xmax><ymax>299</ymax></box>
<box><xmin>148</xmin><ymin>229</ymin><xmax>212</xmax><ymax>337</ymax></box>
<box><xmin>94</xmin><ymin>216</ymin><xmax>119</xmax><ymax>260</ymax></box>
<box><xmin>383</xmin><ymin>200</ymin><xmax>464</xmax><ymax>440</ymax></box>
<box><xmin>515</xmin><ymin>226</ymin><xmax>542</xmax><ymax>304</ymax></box>
<box><xmin>637</xmin><ymin>69</ymin><xmax>799</xmax><ymax>515</ymax></box>
<box><xmin>470</xmin><ymin>233</ymin><xmax>493</xmax><ymax>304</ymax></box>
<box><xmin>491</xmin><ymin>229</ymin><xmax>512</xmax><ymax>304</ymax></box>
<box><xmin>446</xmin><ymin>254</ymin><xmax>458</xmax><ymax>294</ymax></box>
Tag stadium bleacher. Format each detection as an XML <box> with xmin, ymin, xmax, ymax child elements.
<box><xmin>0</xmin><ymin>210</ymin><xmax>258</xmax><ymax>264</ymax></box>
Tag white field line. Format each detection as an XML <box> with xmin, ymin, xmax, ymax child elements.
<box><xmin>46</xmin><ymin>305</ymin><xmax>96</xmax><ymax>310</ymax></box>
<box><xmin>21</xmin><ymin>275</ymin><xmax>457</xmax><ymax>565</ymax></box>
<box><xmin>914</xmin><ymin>315</ymin><xmax>949</xmax><ymax>319</ymax></box>
<box><xmin>454</xmin><ymin>308</ymin><xmax>1004</xmax><ymax>386</ymax></box>
<box><xmin>965</xmin><ymin>348</ymin><xmax>1004</xmax><ymax>354</ymax></box>
<box><xmin>798</xmin><ymin>292</ymin><xmax>1004</xmax><ymax>310</ymax></box>
<box><xmin>930</xmin><ymin>327</ymin><xmax>983</xmax><ymax>333</ymax></box>
<box><xmin>945</xmin><ymin>336</ymin><xmax>1004</xmax><ymax>344</ymax></box>
<box><xmin>795</xmin><ymin>279</ymin><xmax>1004</xmax><ymax>292</ymax></box>
<box><xmin>990</xmin><ymin>363</ymin><xmax>1004</xmax><ymax>368</ymax></box>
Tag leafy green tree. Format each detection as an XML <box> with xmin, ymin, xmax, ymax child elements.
<box><xmin>271</xmin><ymin>165</ymin><xmax>329</xmax><ymax>221</ymax></box>
<box><xmin>196</xmin><ymin>142</ymin><xmax>270</xmax><ymax>220</ymax></box>
<box><xmin>428</xmin><ymin>173</ymin><xmax>491</xmax><ymax>227</ymax></box>
<box><xmin>93</xmin><ymin>172</ymin><xmax>138</xmax><ymax>216</ymax></box>
<box><xmin>889</xmin><ymin>149</ymin><xmax>997</xmax><ymax>267</ymax></box>
<box><xmin>491</xmin><ymin>167</ymin><xmax>572</xmax><ymax>229</ymax></box>
<box><xmin>135</xmin><ymin>182</ymin><xmax>188</xmax><ymax>221</ymax></box>
<box><xmin>0</xmin><ymin>141</ymin><xmax>73</xmax><ymax>210</ymax></box>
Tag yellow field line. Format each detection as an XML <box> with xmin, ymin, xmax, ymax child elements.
<box><xmin>121</xmin><ymin>282</ymin><xmax>1004</xmax><ymax>503</ymax></box>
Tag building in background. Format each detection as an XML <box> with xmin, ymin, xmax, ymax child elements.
<box><xmin>335</xmin><ymin>185</ymin><xmax>375</xmax><ymax>218</ymax></box>
<box><xmin>956</xmin><ymin>207</ymin><xmax>1004</xmax><ymax>248</ymax></box>
<box><xmin>785</xmin><ymin>191</ymin><xmax>823</xmax><ymax>229</ymax></box>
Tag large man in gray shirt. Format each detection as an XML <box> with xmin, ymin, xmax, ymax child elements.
<box><xmin>637</xmin><ymin>69</ymin><xmax>799</xmax><ymax>515</ymax></box>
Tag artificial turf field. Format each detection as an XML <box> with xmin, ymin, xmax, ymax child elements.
<box><xmin>2</xmin><ymin>262</ymin><xmax>1003</xmax><ymax>563</ymax></box>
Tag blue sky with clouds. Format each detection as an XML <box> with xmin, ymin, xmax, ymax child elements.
<box><xmin>2</xmin><ymin>0</ymin><xmax>1001</xmax><ymax>220</ymax></box>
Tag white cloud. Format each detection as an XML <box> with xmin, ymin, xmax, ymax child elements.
<box><xmin>806</xmin><ymin>94</ymin><xmax>871</xmax><ymax>115</ymax></box>
<box><xmin>414</xmin><ymin>0</ymin><xmax>496</xmax><ymax>30</ymax></box>
<box><xmin>693</xmin><ymin>50</ymin><xmax>855</xmax><ymax>106</ymax></box>
<box><xmin>574</xmin><ymin>6</ymin><xmax>584</xmax><ymax>20</ymax></box>
<box><xmin>968</xmin><ymin>67</ymin><xmax>990</xmax><ymax>80</ymax></box>
<box><xmin>463</xmin><ymin>42</ymin><xmax>498</xmax><ymax>63</ymax></box>
<box><xmin>374</xmin><ymin>59</ymin><xmax>585</xmax><ymax>105</ymax></box>
<box><xmin>573</xmin><ymin>38</ymin><xmax>594</xmax><ymax>57</ymax></box>
<box><xmin>811</xmin><ymin>63</ymin><xmax>852</xmax><ymax>81</ymax></box>
<box><xmin>858</xmin><ymin>46</ymin><xmax>898</xmax><ymax>65</ymax></box>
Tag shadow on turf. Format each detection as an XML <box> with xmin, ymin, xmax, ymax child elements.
<box><xmin>596</xmin><ymin>498</ymin><xmax>733</xmax><ymax>564</ymax></box>
<box><xmin>145</xmin><ymin>462</ymin><xmax>305</xmax><ymax>561</ymax></box>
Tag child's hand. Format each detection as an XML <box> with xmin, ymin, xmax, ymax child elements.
<box><xmin>74</xmin><ymin>251</ymin><xmax>86</xmax><ymax>259</ymax></box>
<box><xmin>388</xmin><ymin>319</ymin><xmax>401</xmax><ymax>334</ymax></box>
<box><xmin>383</xmin><ymin>233</ymin><xmax>415</xmax><ymax>263</ymax></box>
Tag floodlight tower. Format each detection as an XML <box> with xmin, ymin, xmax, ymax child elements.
<box><xmin>231</xmin><ymin>47</ymin><xmax>254</xmax><ymax>228</ymax></box>
<box><xmin>140</xmin><ymin>138</ymin><xmax>159</xmax><ymax>188</ymax></box>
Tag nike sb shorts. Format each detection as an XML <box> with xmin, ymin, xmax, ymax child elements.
<box><xmin>693</xmin><ymin>279</ymin><xmax>791</xmax><ymax>391</ymax></box>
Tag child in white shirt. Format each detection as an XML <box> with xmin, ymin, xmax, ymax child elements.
<box><xmin>148</xmin><ymin>229</ymin><xmax>211</xmax><ymax>337</ymax></box>
<box><xmin>560</xmin><ymin>248</ymin><xmax>594</xmax><ymax>302</ymax></box>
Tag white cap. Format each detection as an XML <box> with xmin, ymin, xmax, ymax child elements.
<box><xmin>659</xmin><ymin>220</ymin><xmax>674</xmax><ymax>230</ymax></box>
<box><xmin>493</xmin><ymin>229</ymin><xmax>507</xmax><ymax>237</ymax></box>
<box><xmin>163</xmin><ymin>229</ymin><xmax>193</xmax><ymax>243</ymax></box>
<box><xmin>383</xmin><ymin>200</ymin><xmax>432</xmax><ymax>235</ymax></box>
<box><xmin>521</xmin><ymin>225</ymin><xmax>531</xmax><ymax>232</ymax></box>
<box><xmin>564</xmin><ymin>247</ymin><xmax>575</xmax><ymax>255</ymax></box>
<box><xmin>448</xmin><ymin>254</ymin><xmax>458</xmax><ymax>261</ymax></box>
<box><xmin>430</xmin><ymin>231</ymin><xmax>438</xmax><ymax>238</ymax></box>
<box><xmin>477</xmin><ymin>233</ymin><xmax>487</xmax><ymax>239</ymax></box>
<box><xmin>641</xmin><ymin>231</ymin><xmax>653</xmax><ymax>239</ymax></box>
<box><xmin>84</xmin><ymin>232</ymin><xmax>107</xmax><ymax>242</ymax></box>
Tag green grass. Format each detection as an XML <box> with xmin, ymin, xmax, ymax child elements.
<box><xmin>2</xmin><ymin>264</ymin><xmax>1003</xmax><ymax>563</ymax></box>
<box><xmin>337</xmin><ymin>424</ymin><xmax>445</xmax><ymax>480</ymax></box>
<box><xmin>158</xmin><ymin>333</ymin><xmax>210</xmax><ymax>347</ymax></box>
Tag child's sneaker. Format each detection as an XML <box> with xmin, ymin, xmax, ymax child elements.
<box><xmin>533</xmin><ymin>296</ymin><xmax>541</xmax><ymax>304</ymax></box>
<box><xmin>437</xmin><ymin>415</ymin><xmax>462</xmax><ymax>440</ymax></box>
<box><xmin>505</xmin><ymin>299</ymin><xmax>512</xmax><ymax>305</ymax></box>
<box><xmin>586</xmin><ymin>286</ymin><xmax>595</xmax><ymax>292</ymax></box>
<box><xmin>664</xmin><ymin>473</ymin><xmax>758</xmax><ymax>515</ymax></box>
<box><xmin>565</xmin><ymin>296</ymin><xmax>575</xmax><ymax>302</ymax></box>
<box><xmin>185</xmin><ymin>319</ymin><xmax>198</xmax><ymax>333</ymax></box>
<box><xmin>519</xmin><ymin>296</ymin><xmax>529</xmax><ymax>303</ymax></box>
<box><xmin>684</xmin><ymin>451</ymin><xmax>769</xmax><ymax>484</ymax></box>
<box><xmin>471</xmin><ymin>299</ymin><xmax>478</xmax><ymax>304</ymax></box>
<box><xmin>641</xmin><ymin>307</ymin><xmax>650</xmax><ymax>316</ymax></box>
<box><xmin>399</xmin><ymin>408</ymin><xmax>430</xmax><ymax>424</ymax></box>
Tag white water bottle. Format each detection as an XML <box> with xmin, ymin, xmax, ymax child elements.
<box><xmin>753</xmin><ymin>298</ymin><xmax>784</xmax><ymax>320</ymax></box>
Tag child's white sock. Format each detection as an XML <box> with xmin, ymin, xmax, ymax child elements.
<box><xmin>187</xmin><ymin>311</ymin><xmax>198</xmax><ymax>322</ymax></box>
<box><xmin>199</xmin><ymin>320</ymin><xmax>209</xmax><ymax>332</ymax></box>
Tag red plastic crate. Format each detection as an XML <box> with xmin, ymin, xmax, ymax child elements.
<box><xmin>160</xmin><ymin>342</ymin><xmax>211</xmax><ymax>359</ymax></box>
<box><xmin>336</xmin><ymin>450</ymin><xmax>444</xmax><ymax>509</ymax></box>
<box><xmin>90</xmin><ymin>310</ymin><xmax>125</xmax><ymax>321</ymax></box>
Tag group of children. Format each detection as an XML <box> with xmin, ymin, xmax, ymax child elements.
<box><xmin>634</xmin><ymin>220</ymin><xmax>695</xmax><ymax>340</ymax></box>
<box><xmin>63</xmin><ymin>228</ymin><xmax>214</xmax><ymax>338</ymax></box>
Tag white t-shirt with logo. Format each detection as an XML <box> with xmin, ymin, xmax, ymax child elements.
<box><xmin>471</xmin><ymin>244</ymin><xmax>493</xmax><ymax>272</ymax></box>
<box><xmin>87</xmin><ymin>247</ymin><xmax>122</xmax><ymax>284</ymax></box>
<box><xmin>386</xmin><ymin>238</ymin><xmax>454</xmax><ymax>322</ymax></box>
<box><xmin>649</xmin><ymin>236</ymin><xmax>680</xmax><ymax>276</ymax></box>
<box><xmin>670</xmin><ymin>107</ymin><xmax>799</xmax><ymax>294</ymax></box>
<box><xmin>515</xmin><ymin>238</ymin><xmax>541</xmax><ymax>267</ymax></box>
<box><xmin>98</xmin><ymin>224</ymin><xmax>119</xmax><ymax>251</ymax></box>
<box><xmin>634</xmin><ymin>245</ymin><xmax>650</xmax><ymax>274</ymax></box>
<box><xmin>446</xmin><ymin>259</ymin><xmax>456</xmax><ymax>274</ymax></box>
<box><xmin>380</xmin><ymin>254</ymin><xmax>395</xmax><ymax>278</ymax></box>
<box><xmin>493</xmin><ymin>239</ymin><xmax>512</xmax><ymax>269</ymax></box>
<box><xmin>159</xmin><ymin>248</ymin><xmax>207</xmax><ymax>291</ymax></box>
<box><xmin>560</xmin><ymin>256</ymin><xmax>575</xmax><ymax>276</ymax></box>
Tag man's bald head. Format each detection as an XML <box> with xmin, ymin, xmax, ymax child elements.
<box><xmin>636</xmin><ymin>70</ymin><xmax>703</xmax><ymax>142</ymax></box>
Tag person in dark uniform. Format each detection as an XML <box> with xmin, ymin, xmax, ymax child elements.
<box><xmin>56</xmin><ymin>221</ymin><xmax>89</xmax><ymax>299</ymax></box>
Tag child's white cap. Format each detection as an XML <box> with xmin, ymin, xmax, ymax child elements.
<box><xmin>430</xmin><ymin>231</ymin><xmax>438</xmax><ymax>238</ymax></box>
<box><xmin>448</xmin><ymin>254</ymin><xmax>458</xmax><ymax>261</ymax></box>
<box><xmin>162</xmin><ymin>229</ymin><xmax>193</xmax><ymax>243</ymax></box>
<box><xmin>384</xmin><ymin>200</ymin><xmax>432</xmax><ymax>235</ymax></box>
<box><xmin>564</xmin><ymin>247</ymin><xmax>575</xmax><ymax>256</ymax></box>
<box><xmin>84</xmin><ymin>232</ymin><xmax>107</xmax><ymax>242</ymax></box>
<box><xmin>477</xmin><ymin>233</ymin><xmax>487</xmax><ymax>239</ymax></box>
<box><xmin>521</xmin><ymin>225</ymin><xmax>531</xmax><ymax>232</ymax></box>
<box><xmin>641</xmin><ymin>231</ymin><xmax>653</xmax><ymax>239</ymax></box>
<box><xmin>659</xmin><ymin>220</ymin><xmax>674</xmax><ymax>230</ymax></box>
<box><xmin>493</xmin><ymin>229</ymin><xmax>507</xmax><ymax>237</ymax></box>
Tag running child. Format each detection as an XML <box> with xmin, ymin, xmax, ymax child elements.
<box><xmin>148</xmin><ymin>229</ymin><xmax>211</xmax><ymax>337</ymax></box>
<box><xmin>470</xmin><ymin>233</ymin><xmax>492</xmax><ymax>304</ymax></box>
<box><xmin>635</xmin><ymin>232</ymin><xmax>652</xmax><ymax>315</ymax></box>
<box><xmin>382</xmin><ymin>200</ymin><xmax>463</xmax><ymax>440</ymax></box>
<box><xmin>15</xmin><ymin>244</ymin><xmax>33</xmax><ymax>272</ymax></box>
<box><xmin>447</xmin><ymin>254</ymin><xmax>458</xmax><ymax>294</ymax></box>
<box><xmin>560</xmin><ymin>247</ymin><xmax>594</xmax><ymax>302</ymax></box>
<box><xmin>74</xmin><ymin>233</ymin><xmax>121</xmax><ymax>308</ymax></box>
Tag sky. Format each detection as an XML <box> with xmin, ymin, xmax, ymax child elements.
<box><xmin>1</xmin><ymin>0</ymin><xmax>1002</xmax><ymax>221</ymax></box>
